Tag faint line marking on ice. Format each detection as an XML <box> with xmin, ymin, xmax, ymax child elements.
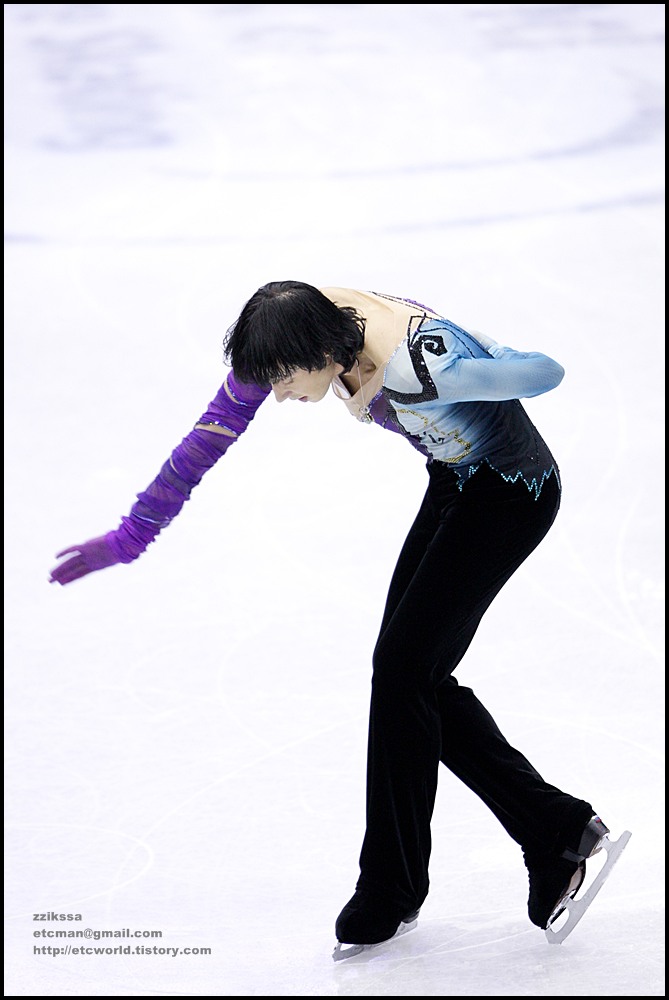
<box><xmin>613</xmin><ymin>487</ymin><xmax>665</xmax><ymax>661</ymax></box>
<box><xmin>8</xmin><ymin>191</ymin><xmax>663</xmax><ymax>249</ymax></box>
<box><xmin>501</xmin><ymin>714</ymin><xmax>664</xmax><ymax>765</ymax></box>
<box><xmin>5</xmin><ymin>823</ymin><xmax>154</xmax><ymax>920</ymax></box>
<box><xmin>333</xmin><ymin>925</ymin><xmax>533</xmax><ymax>993</ymax></box>
<box><xmin>128</xmin><ymin>716</ymin><xmax>369</xmax><ymax>846</ymax></box>
<box><xmin>514</xmin><ymin>238</ymin><xmax>663</xmax><ymax>662</ymax></box>
<box><xmin>518</xmin><ymin>547</ymin><xmax>663</xmax><ymax>662</ymax></box>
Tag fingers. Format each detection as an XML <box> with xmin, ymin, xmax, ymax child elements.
<box><xmin>50</xmin><ymin>565</ymin><xmax>87</xmax><ymax>585</ymax></box>
<box><xmin>54</xmin><ymin>545</ymin><xmax>83</xmax><ymax>560</ymax></box>
<box><xmin>50</xmin><ymin>535</ymin><xmax>118</xmax><ymax>583</ymax></box>
<box><xmin>49</xmin><ymin>554</ymin><xmax>88</xmax><ymax>585</ymax></box>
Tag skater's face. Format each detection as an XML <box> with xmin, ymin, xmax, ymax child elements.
<box><xmin>271</xmin><ymin>361</ymin><xmax>343</xmax><ymax>404</ymax></box>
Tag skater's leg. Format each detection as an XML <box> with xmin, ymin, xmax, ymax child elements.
<box><xmin>436</xmin><ymin>678</ymin><xmax>617</xmax><ymax>930</ymax></box>
<box><xmin>335</xmin><ymin>480</ymin><xmax>440</xmax><ymax>946</ymax></box>
<box><xmin>342</xmin><ymin>482</ymin><xmax>440</xmax><ymax>918</ymax></box>
<box><xmin>338</xmin><ymin>464</ymin><xmax>564</xmax><ymax>942</ymax></box>
<box><xmin>436</xmin><ymin>677</ymin><xmax>594</xmax><ymax>857</ymax></box>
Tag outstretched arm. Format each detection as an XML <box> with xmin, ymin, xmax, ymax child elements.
<box><xmin>49</xmin><ymin>373</ymin><xmax>270</xmax><ymax>585</ymax></box>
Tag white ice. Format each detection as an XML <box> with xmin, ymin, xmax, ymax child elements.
<box><xmin>4</xmin><ymin>4</ymin><xmax>665</xmax><ymax>996</ymax></box>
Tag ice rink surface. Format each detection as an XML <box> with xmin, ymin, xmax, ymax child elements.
<box><xmin>4</xmin><ymin>4</ymin><xmax>665</xmax><ymax>996</ymax></box>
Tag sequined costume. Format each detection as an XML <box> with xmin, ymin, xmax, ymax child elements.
<box><xmin>96</xmin><ymin>290</ymin><xmax>595</xmax><ymax>930</ymax></box>
<box><xmin>333</xmin><ymin>305</ymin><xmax>564</xmax><ymax>498</ymax></box>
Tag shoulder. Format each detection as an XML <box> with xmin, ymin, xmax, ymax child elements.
<box><xmin>320</xmin><ymin>287</ymin><xmax>444</xmax><ymax>319</ymax></box>
<box><xmin>319</xmin><ymin>287</ymin><xmax>370</xmax><ymax>309</ymax></box>
<box><xmin>384</xmin><ymin>320</ymin><xmax>490</xmax><ymax>399</ymax></box>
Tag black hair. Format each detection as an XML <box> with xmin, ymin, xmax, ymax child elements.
<box><xmin>223</xmin><ymin>281</ymin><xmax>366</xmax><ymax>385</ymax></box>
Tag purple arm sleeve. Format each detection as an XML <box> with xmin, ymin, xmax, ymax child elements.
<box><xmin>49</xmin><ymin>373</ymin><xmax>270</xmax><ymax>584</ymax></box>
<box><xmin>105</xmin><ymin>372</ymin><xmax>270</xmax><ymax>563</ymax></box>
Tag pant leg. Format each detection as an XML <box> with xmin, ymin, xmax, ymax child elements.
<box><xmin>437</xmin><ymin>678</ymin><xmax>593</xmax><ymax>858</ymax></box>
<box><xmin>357</xmin><ymin>462</ymin><xmax>590</xmax><ymax>910</ymax></box>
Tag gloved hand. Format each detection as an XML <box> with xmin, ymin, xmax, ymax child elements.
<box><xmin>49</xmin><ymin>535</ymin><xmax>121</xmax><ymax>585</ymax></box>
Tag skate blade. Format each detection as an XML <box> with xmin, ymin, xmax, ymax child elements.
<box><xmin>332</xmin><ymin>917</ymin><xmax>418</xmax><ymax>962</ymax></box>
<box><xmin>545</xmin><ymin>829</ymin><xmax>632</xmax><ymax>945</ymax></box>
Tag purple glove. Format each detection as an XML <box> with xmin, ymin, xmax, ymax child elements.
<box><xmin>49</xmin><ymin>535</ymin><xmax>121</xmax><ymax>585</ymax></box>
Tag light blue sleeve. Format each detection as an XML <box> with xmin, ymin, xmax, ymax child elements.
<box><xmin>433</xmin><ymin>344</ymin><xmax>565</xmax><ymax>403</ymax></box>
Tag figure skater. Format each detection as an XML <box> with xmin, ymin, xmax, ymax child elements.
<box><xmin>50</xmin><ymin>281</ymin><xmax>629</xmax><ymax>957</ymax></box>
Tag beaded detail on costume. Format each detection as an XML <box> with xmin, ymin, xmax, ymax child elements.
<box><xmin>369</xmin><ymin>290</ymin><xmax>441</xmax><ymax>316</ymax></box>
<box><xmin>457</xmin><ymin>458</ymin><xmax>561</xmax><ymax>499</ymax></box>
<box><xmin>195</xmin><ymin>420</ymin><xmax>238</xmax><ymax>436</ymax></box>
<box><xmin>380</xmin><ymin>319</ymin><xmax>562</xmax><ymax>499</ymax></box>
<box><xmin>330</xmin><ymin>315</ymin><xmax>563</xmax><ymax>500</ymax></box>
<box><xmin>224</xmin><ymin>377</ymin><xmax>248</xmax><ymax>406</ymax></box>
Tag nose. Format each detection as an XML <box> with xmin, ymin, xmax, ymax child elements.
<box><xmin>272</xmin><ymin>384</ymin><xmax>290</xmax><ymax>402</ymax></box>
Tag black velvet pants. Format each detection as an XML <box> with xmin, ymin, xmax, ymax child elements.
<box><xmin>357</xmin><ymin>461</ymin><xmax>593</xmax><ymax>913</ymax></box>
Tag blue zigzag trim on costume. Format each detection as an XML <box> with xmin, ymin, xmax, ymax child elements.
<box><xmin>455</xmin><ymin>459</ymin><xmax>560</xmax><ymax>500</ymax></box>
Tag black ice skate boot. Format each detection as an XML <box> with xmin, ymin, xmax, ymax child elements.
<box><xmin>333</xmin><ymin>888</ymin><xmax>420</xmax><ymax>961</ymax></box>
<box><xmin>524</xmin><ymin>815</ymin><xmax>611</xmax><ymax>929</ymax></box>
